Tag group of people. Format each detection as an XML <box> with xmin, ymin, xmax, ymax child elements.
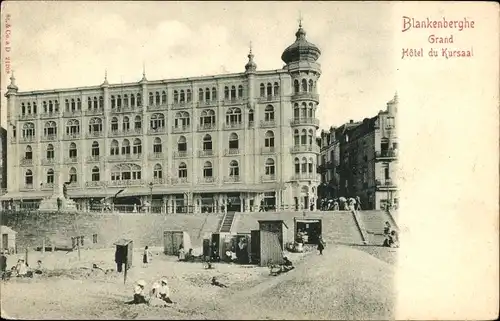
<box><xmin>319</xmin><ymin>196</ymin><xmax>362</xmax><ymax>211</ymax></box>
<box><xmin>382</xmin><ymin>221</ymin><xmax>399</xmax><ymax>248</ymax></box>
<box><xmin>1</xmin><ymin>255</ymin><xmax>44</xmax><ymax>280</ymax></box>
<box><xmin>130</xmin><ymin>278</ymin><xmax>173</xmax><ymax>306</ymax></box>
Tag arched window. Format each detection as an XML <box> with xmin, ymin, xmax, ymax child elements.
<box><xmin>260</xmin><ymin>83</ymin><xmax>265</xmax><ymax>97</ymax></box>
<box><xmin>66</xmin><ymin>119</ymin><xmax>80</xmax><ymax>136</ymax></box>
<box><xmin>43</xmin><ymin>101</ymin><xmax>47</xmax><ymax>113</ymax></box>
<box><xmin>153</xmin><ymin>137</ymin><xmax>162</xmax><ymax>153</ymax></box>
<box><xmin>25</xmin><ymin>169</ymin><xmax>33</xmax><ymax>185</ymax></box>
<box><xmin>89</xmin><ymin>118</ymin><xmax>103</xmax><ymax>133</ymax></box>
<box><xmin>123</xmin><ymin>116</ymin><xmax>130</xmax><ymax>131</ymax></box>
<box><xmin>44</xmin><ymin>121</ymin><xmax>57</xmax><ymax>137</ymax></box>
<box><xmin>177</xmin><ymin>136</ymin><xmax>187</xmax><ymax>152</ymax></box>
<box><xmin>302</xmin><ymin>79</ymin><xmax>308</xmax><ymax>92</ymax></box>
<box><xmin>65</xmin><ymin>99</ymin><xmax>70</xmax><ymax>111</ymax></box>
<box><xmin>111</xmin><ymin>96</ymin><xmax>116</xmax><ymax>109</ymax></box>
<box><xmin>123</xmin><ymin>94</ymin><xmax>129</xmax><ymax>108</ymax></box>
<box><xmin>203</xmin><ymin>161</ymin><xmax>213</xmax><ymax>177</ymax></box>
<box><xmin>71</xmin><ymin>99</ymin><xmax>76</xmax><ymax>111</ymax></box>
<box><xmin>76</xmin><ymin>99</ymin><xmax>81</xmax><ymax>110</ymax></box>
<box><xmin>133</xmin><ymin>138</ymin><xmax>142</xmax><ymax>155</ymax></box>
<box><xmin>87</xmin><ymin>97</ymin><xmax>92</xmax><ymax>110</ymax></box>
<box><xmin>308</xmin><ymin>157</ymin><xmax>314</xmax><ymax>173</ymax></box>
<box><xmin>116</xmin><ymin>95</ymin><xmax>121</xmax><ymax>108</ymax></box>
<box><xmin>301</xmin><ymin>129</ymin><xmax>307</xmax><ymax>145</ymax></box>
<box><xmin>178</xmin><ymin>162</ymin><xmax>188</xmax><ymax>178</ymax></box>
<box><xmin>121</xmin><ymin>139</ymin><xmax>130</xmax><ymax>155</ymax></box>
<box><xmin>161</xmin><ymin>91</ymin><xmax>167</xmax><ymax>105</ymax></box>
<box><xmin>23</xmin><ymin>122</ymin><xmax>35</xmax><ymax>138</ymax></box>
<box><xmin>309</xmin><ymin>80</ymin><xmax>314</xmax><ymax>93</ymax></box>
<box><xmin>180</xmin><ymin>90</ymin><xmax>185</xmax><ymax>103</ymax></box>
<box><xmin>301</xmin><ymin>157</ymin><xmax>307</xmax><ymax>173</ymax></box>
<box><xmin>130</xmin><ymin>94</ymin><xmax>136</xmax><ymax>107</ymax></box>
<box><xmin>226</xmin><ymin>107</ymin><xmax>242</xmax><ymax>124</ymax></box>
<box><xmin>212</xmin><ymin>87</ymin><xmax>217</xmax><ymax>100</ymax></box>
<box><xmin>153</xmin><ymin>164</ymin><xmax>163</xmax><ymax>179</ymax></box>
<box><xmin>205</xmin><ymin>88</ymin><xmax>210</xmax><ymax>101</ymax></box>
<box><xmin>273</xmin><ymin>82</ymin><xmax>280</xmax><ymax>96</ymax></box>
<box><xmin>93</xmin><ymin>97</ymin><xmax>98</xmax><ymax>109</ymax></box>
<box><xmin>294</xmin><ymin>103</ymin><xmax>300</xmax><ymax>119</ymax></box>
<box><xmin>265</xmin><ymin>158</ymin><xmax>275</xmax><ymax>175</ymax></box>
<box><xmin>173</xmin><ymin>90</ymin><xmax>179</xmax><ymax>103</ymax></box>
<box><xmin>33</xmin><ymin>102</ymin><xmax>37</xmax><ymax>114</ymax></box>
<box><xmin>294</xmin><ymin>129</ymin><xmax>300</xmax><ymax>146</ymax></box>
<box><xmin>110</xmin><ymin>140</ymin><xmax>119</xmax><ymax>155</ymax></box>
<box><xmin>265</xmin><ymin>131</ymin><xmax>274</xmax><ymax>147</ymax></box>
<box><xmin>99</xmin><ymin>96</ymin><xmax>104</xmax><ymax>108</ymax></box>
<box><xmin>203</xmin><ymin>134</ymin><xmax>212</xmax><ymax>151</ymax></box>
<box><xmin>266</xmin><ymin>83</ymin><xmax>272</xmax><ymax>96</ymax></box>
<box><xmin>237</xmin><ymin>85</ymin><xmax>243</xmax><ymax>98</ymax></box>
<box><xmin>48</xmin><ymin>100</ymin><xmax>54</xmax><ymax>113</ymax></box>
<box><xmin>150</xmin><ymin>113</ymin><xmax>165</xmax><ymax>130</ymax></box>
<box><xmin>230</xmin><ymin>86</ymin><xmax>236</xmax><ymax>99</ymax></box>
<box><xmin>229</xmin><ymin>133</ymin><xmax>238</xmax><ymax>149</ymax></box>
<box><xmin>308</xmin><ymin>129</ymin><xmax>314</xmax><ymax>145</ymax></box>
<box><xmin>69</xmin><ymin>167</ymin><xmax>77</xmax><ymax>183</ymax></box>
<box><xmin>248</xmin><ymin>109</ymin><xmax>254</xmax><ymax>124</ymax></box>
<box><xmin>149</xmin><ymin>92</ymin><xmax>154</xmax><ymax>106</ymax></box>
<box><xmin>25</xmin><ymin>145</ymin><xmax>33</xmax><ymax>160</ymax></box>
<box><xmin>136</xmin><ymin>93</ymin><xmax>142</xmax><ymax>106</ymax></box>
<box><xmin>155</xmin><ymin>92</ymin><xmax>160</xmax><ymax>105</ymax></box>
<box><xmin>224</xmin><ymin>86</ymin><xmax>229</xmax><ymax>100</ymax></box>
<box><xmin>186</xmin><ymin>89</ymin><xmax>192</xmax><ymax>102</ymax></box>
<box><xmin>47</xmin><ymin>168</ymin><xmax>55</xmax><ymax>184</ymax></box>
<box><xmin>69</xmin><ymin>142</ymin><xmax>77</xmax><ymax>158</ymax></box>
<box><xmin>301</xmin><ymin>102</ymin><xmax>307</xmax><ymax>118</ymax></box>
<box><xmin>229</xmin><ymin>160</ymin><xmax>239</xmax><ymax>177</ymax></box>
<box><xmin>308</xmin><ymin>103</ymin><xmax>314</xmax><ymax>118</ymax></box>
<box><xmin>174</xmin><ymin>111</ymin><xmax>190</xmax><ymax>128</ymax></box>
<box><xmin>200</xmin><ymin>109</ymin><xmax>216</xmax><ymax>126</ymax></box>
<box><xmin>21</xmin><ymin>103</ymin><xmax>26</xmax><ymax>115</ymax></box>
<box><xmin>135</xmin><ymin>115</ymin><xmax>142</xmax><ymax>129</ymax></box>
<box><xmin>264</xmin><ymin>105</ymin><xmax>274</xmax><ymax>121</ymax></box>
<box><xmin>198</xmin><ymin>88</ymin><xmax>204</xmax><ymax>102</ymax></box>
<box><xmin>111</xmin><ymin>117</ymin><xmax>119</xmax><ymax>132</ymax></box>
<box><xmin>91</xmin><ymin>141</ymin><xmax>99</xmax><ymax>156</ymax></box>
<box><xmin>91</xmin><ymin>166</ymin><xmax>100</xmax><ymax>181</ymax></box>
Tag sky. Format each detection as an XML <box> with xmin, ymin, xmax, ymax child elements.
<box><xmin>0</xmin><ymin>1</ymin><xmax>397</xmax><ymax>131</ymax></box>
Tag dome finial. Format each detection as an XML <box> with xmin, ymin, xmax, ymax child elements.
<box><xmin>298</xmin><ymin>10</ymin><xmax>303</xmax><ymax>28</ymax></box>
<box><xmin>101</xmin><ymin>69</ymin><xmax>109</xmax><ymax>86</ymax></box>
<box><xmin>245</xmin><ymin>41</ymin><xmax>257</xmax><ymax>73</ymax></box>
<box><xmin>6</xmin><ymin>70</ymin><xmax>18</xmax><ymax>93</ymax></box>
<box><xmin>141</xmin><ymin>62</ymin><xmax>147</xmax><ymax>82</ymax></box>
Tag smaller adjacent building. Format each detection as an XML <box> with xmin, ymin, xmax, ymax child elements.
<box><xmin>318</xmin><ymin>93</ymin><xmax>398</xmax><ymax>210</ymax></box>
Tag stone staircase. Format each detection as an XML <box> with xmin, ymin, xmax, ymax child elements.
<box><xmin>357</xmin><ymin>210</ymin><xmax>399</xmax><ymax>245</ymax></box>
<box><xmin>219</xmin><ymin>211</ymin><xmax>236</xmax><ymax>233</ymax></box>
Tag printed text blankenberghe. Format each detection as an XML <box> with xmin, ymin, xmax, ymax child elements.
<box><xmin>402</xmin><ymin>17</ymin><xmax>475</xmax><ymax>33</ymax></box>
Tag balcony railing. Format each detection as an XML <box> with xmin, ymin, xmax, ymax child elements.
<box><xmin>375</xmin><ymin>179</ymin><xmax>397</xmax><ymax>188</ymax></box>
<box><xmin>260</xmin><ymin>120</ymin><xmax>276</xmax><ymax>128</ymax></box>
<box><xmin>290</xmin><ymin>145</ymin><xmax>320</xmax><ymax>153</ymax></box>
<box><xmin>21</xmin><ymin>136</ymin><xmax>35</xmax><ymax>143</ymax></box>
<box><xmin>198</xmin><ymin>177</ymin><xmax>216</xmax><ymax>184</ymax></box>
<box><xmin>174</xmin><ymin>151</ymin><xmax>189</xmax><ymax>158</ymax></box>
<box><xmin>109</xmin><ymin>179</ymin><xmax>145</xmax><ymax>187</ymax></box>
<box><xmin>199</xmin><ymin>150</ymin><xmax>214</xmax><ymax>157</ymax></box>
<box><xmin>171</xmin><ymin>101</ymin><xmax>192</xmax><ymax>109</ymax></box>
<box><xmin>21</xmin><ymin>184</ymin><xmax>34</xmax><ymax>190</ymax></box>
<box><xmin>147</xmin><ymin>104</ymin><xmax>168</xmax><ymax>111</ymax></box>
<box><xmin>198</xmin><ymin>123</ymin><xmax>217</xmax><ymax>131</ymax></box>
<box><xmin>107</xmin><ymin>154</ymin><xmax>142</xmax><ymax>162</ymax></box>
<box><xmin>85</xmin><ymin>109</ymin><xmax>104</xmax><ymax>116</ymax></box>
<box><xmin>41</xmin><ymin>134</ymin><xmax>57</xmax><ymax>142</ymax></box>
<box><xmin>152</xmin><ymin>177</ymin><xmax>167</xmax><ymax>185</ymax></box>
<box><xmin>41</xmin><ymin>158</ymin><xmax>56</xmax><ymax>165</ymax></box>
<box><xmin>224</xmin><ymin>148</ymin><xmax>240</xmax><ymax>156</ymax></box>
<box><xmin>40</xmin><ymin>112</ymin><xmax>58</xmax><ymax>119</ymax></box>
<box><xmin>171</xmin><ymin>177</ymin><xmax>189</xmax><ymax>185</ymax></box>
<box><xmin>257</xmin><ymin>95</ymin><xmax>280</xmax><ymax>103</ymax></box>
<box><xmin>375</xmin><ymin>149</ymin><xmax>397</xmax><ymax>159</ymax></box>
<box><xmin>85</xmin><ymin>181</ymin><xmax>104</xmax><ymax>188</ymax></box>
<box><xmin>64</xmin><ymin>133</ymin><xmax>81</xmax><ymax>140</ymax></box>
<box><xmin>148</xmin><ymin>152</ymin><xmax>165</xmax><ymax>160</ymax></box>
<box><xmin>109</xmin><ymin>128</ymin><xmax>142</xmax><ymax>137</ymax></box>
<box><xmin>41</xmin><ymin>183</ymin><xmax>54</xmax><ymax>190</ymax></box>
<box><xmin>222</xmin><ymin>97</ymin><xmax>246</xmax><ymax>106</ymax></box>
<box><xmin>66</xmin><ymin>182</ymin><xmax>79</xmax><ymax>189</ymax></box>
<box><xmin>86</xmin><ymin>155</ymin><xmax>101</xmax><ymax>162</ymax></box>
<box><xmin>261</xmin><ymin>146</ymin><xmax>276</xmax><ymax>154</ymax></box>
<box><xmin>147</xmin><ymin>127</ymin><xmax>167</xmax><ymax>135</ymax></box>
<box><xmin>111</xmin><ymin>106</ymin><xmax>137</xmax><ymax>113</ymax></box>
<box><xmin>86</xmin><ymin>131</ymin><xmax>104</xmax><ymax>138</ymax></box>
<box><xmin>172</xmin><ymin>125</ymin><xmax>191</xmax><ymax>133</ymax></box>
<box><xmin>261</xmin><ymin>174</ymin><xmax>276</xmax><ymax>182</ymax></box>
<box><xmin>291</xmin><ymin>92</ymin><xmax>319</xmax><ymax>102</ymax></box>
<box><xmin>63</xmin><ymin>110</ymin><xmax>82</xmax><ymax>117</ymax></box>
<box><xmin>64</xmin><ymin>157</ymin><xmax>78</xmax><ymax>164</ymax></box>
<box><xmin>19</xmin><ymin>114</ymin><xmax>37</xmax><ymax>120</ymax></box>
<box><xmin>20</xmin><ymin>158</ymin><xmax>33</xmax><ymax>166</ymax></box>
<box><xmin>291</xmin><ymin>173</ymin><xmax>321</xmax><ymax>181</ymax></box>
<box><xmin>224</xmin><ymin>121</ymin><xmax>243</xmax><ymax>130</ymax></box>
<box><xmin>224</xmin><ymin>175</ymin><xmax>241</xmax><ymax>183</ymax></box>
<box><xmin>196</xmin><ymin>100</ymin><xmax>218</xmax><ymax>108</ymax></box>
<box><xmin>290</xmin><ymin>118</ymin><xmax>320</xmax><ymax>127</ymax></box>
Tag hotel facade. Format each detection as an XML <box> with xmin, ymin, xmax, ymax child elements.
<box><xmin>2</xmin><ymin>24</ymin><xmax>323</xmax><ymax>213</ymax></box>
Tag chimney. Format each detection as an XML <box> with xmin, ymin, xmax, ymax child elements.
<box><xmin>349</xmin><ymin>120</ymin><xmax>353</xmax><ymax>124</ymax></box>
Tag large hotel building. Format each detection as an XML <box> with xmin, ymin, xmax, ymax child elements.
<box><xmin>2</xmin><ymin>24</ymin><xmax>322</xmax><ymax>213</ymax></box>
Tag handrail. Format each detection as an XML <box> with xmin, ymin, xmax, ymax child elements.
<box><xmin>351</xmin><ymin>210</ymin><xmax>368</xmax><ymax>245</ymax></box>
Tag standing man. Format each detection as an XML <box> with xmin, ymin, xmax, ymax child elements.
<box><xmin>317</xmin><ymin>235</ymin><xmax>326</xmax><ymax>255</ymax></box>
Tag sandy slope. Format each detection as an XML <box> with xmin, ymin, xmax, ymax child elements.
<box><xmin>1</xmin><ymin>245</ymin><xmax>395</xmax><ymax>320</ymax></box>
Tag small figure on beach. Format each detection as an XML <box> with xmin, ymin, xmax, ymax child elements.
<box><xmin>130</xmin><ymin>280</ymin><xmax>148</xmax><ymax>304</ymax></box>
<box><xmin>317</xmin><ymin>235</ymin><xmax>326</xmax><ymax>255</ymax></box>
<box><xmin>158</xmin><ymin>278</ymin><xmax>174</xmax><ymax>304</ymax></box>
<box><xmin>143</xmin><ymin>246</ymin><xmax>152</xmax><ymax>267</ymax></box>
<box><xmin>211</xmin><ymin>276</ymin><xmax>228</xmax><ymax>288</ymax></box>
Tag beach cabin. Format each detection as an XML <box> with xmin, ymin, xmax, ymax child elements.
<box><xmin>1</xmin><ymin>225</ymin><xmax>17</xmax><ymax>254</ymax></box>
<box><xmin>163</xmin><ymin>231</ymin><xmax>192</xmax><ymax>256</ymax></box>
<box><xmin>294</xmin><ymin>217</ymin><xmax>322</xmax><ymax>245</ymax></box>
<box><xmin>257</xmin><ymin>220</ymin><xmax>289</xmax><ymax>267</ymax></box>
<box><xmin>114</xmin><ymin>239</ymin><xmax>133</xmax><ymax>270</ymax></box>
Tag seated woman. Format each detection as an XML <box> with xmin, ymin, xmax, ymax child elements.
<box><xmin>281</xmin><ymin>257</ymin><xmax>294</xmax><ymax>272</ymax></box>
<box><xmin>389</xmin><ymin>230</ymin><xmax>399</xmax><ymax>248</ymax></box>
<box><xmin>178</xmin><ymin>245</ymin><xmax>186</xmax><ymax>261</ymax></box>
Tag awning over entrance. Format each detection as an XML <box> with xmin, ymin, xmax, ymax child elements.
<box><xmin>0</xmin><ymin>191</ymin><xmax>52</xmax><ymax>201</ymax></box>
<box><xmin>295</xmin><ymin>219</ymin><xmax>321</xmax><ymax>224</ymax></box>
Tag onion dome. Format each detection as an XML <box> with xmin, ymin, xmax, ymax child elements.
<box><xmin>281</xmin><ymin>23</ymin><xmax>321</xmax><ymax>65</ymax></box>
<box><xmin>245</xmin><ymin>44</ymin><xmax>257</xmax><ymax>73</ymax></box>
<box><xmin>7</xmin><ymin>71</ymin><xmax>18</xmax><ymax>92</ymax></box>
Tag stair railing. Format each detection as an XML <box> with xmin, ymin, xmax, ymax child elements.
<box><xmin>351</xmin><ymin>210</ymin><xmax>368</xmax><ymax>245</ymax></box>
